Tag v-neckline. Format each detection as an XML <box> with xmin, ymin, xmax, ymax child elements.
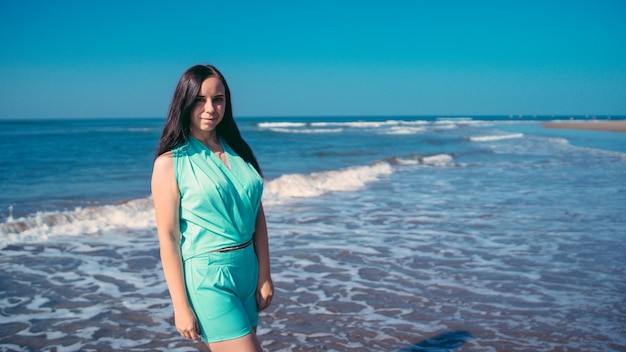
<box><xmin>191</xmin><ymin>136</ymin><xmax>231</xmax><ymax>170</ymax></box>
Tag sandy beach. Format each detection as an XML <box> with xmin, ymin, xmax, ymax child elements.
<box><xmin>543</xmin><ymin>120</ymin><xmax>626</xmax><ymax>132</ymax></box>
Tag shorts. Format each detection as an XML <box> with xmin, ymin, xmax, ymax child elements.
<box><xmin>183</xmin><ymin>244</ymin><xmax>259</xmax><ymax>343</ymax></box>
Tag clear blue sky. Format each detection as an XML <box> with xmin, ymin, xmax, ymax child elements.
<box><xmin>1</xmin><ymin>0</ymin><xmax>625</xmax><ymax>119</ymax></box>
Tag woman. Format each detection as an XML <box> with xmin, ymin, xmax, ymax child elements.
<box><xmin>152</xmin><ymin>64</ymin><xmax>273</xmax><ymax>351</ymax></box>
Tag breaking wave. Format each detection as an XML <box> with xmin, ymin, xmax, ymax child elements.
<box><xmin>263</xmin><ymin>161</ymin><xmax>393</xmax><ymax>202</ymax></box>
<box><xmin>2</xmin><ymin>155</ymin><xmax>450</xmax><ymax>246</ymax></box>
<box><xmin>0</xmin><ymin>198</ymin><xmax>155</xmax><ymax>248</ymax></box>
<box><xmin>469</xmin><ymin>133</ymin><xmax>524</xmax><ymax>142</ymax></box>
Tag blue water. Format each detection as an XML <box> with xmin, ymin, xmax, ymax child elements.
<box><xmin>0</xmin><ymin>118</ymin><xmax>159</xmax><ymax>219</ymax></box>
<box><xmin>1</xmin><ymin>116</ymin><xmax>625</xmax><ymax>351</ymax></box>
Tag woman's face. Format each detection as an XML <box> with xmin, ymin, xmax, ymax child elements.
<box><xmin>190</xmin><ymin>76</ymin><xmax>226</xmax><ymax>137</ymax></box>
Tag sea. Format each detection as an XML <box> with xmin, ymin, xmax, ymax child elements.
<box><xmin>0</xmin><ymin>116</ymin><xmax>625</xmax><ymax>352</ymax></box>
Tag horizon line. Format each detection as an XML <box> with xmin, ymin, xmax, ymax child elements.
<box><xmin>1</xmin><ymin>114</ymin><xmax>625</xmax><ymax>121</ymax></box>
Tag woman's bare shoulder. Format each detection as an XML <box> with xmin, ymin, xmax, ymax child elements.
<box><xmin>155</xmin><ymin>150</ymin><xmax>173</xmax><ymax>159</ymax></box>
<box><xmin>153</xmin><ymin>151</ymin><xmax>174</xmax><ymax>173</ymax></box>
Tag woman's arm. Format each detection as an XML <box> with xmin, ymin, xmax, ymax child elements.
<box><xmin>152</xmin><ymin>152</ymin><xmax>200</xmax><ymax>341</ymax></box>
<box><xmin>254</xmin><ymin>203</ymin><xmax>274</xmax><ymax>311</ymax></box>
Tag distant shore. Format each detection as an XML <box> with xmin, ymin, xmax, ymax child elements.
<box><xmin>543</xmin><ymin>120</ymin><xmax>626</xmax><ymax>133</ymax></box>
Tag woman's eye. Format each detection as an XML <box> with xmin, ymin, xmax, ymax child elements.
<box><xmin>213</xmin><ymin>97</ymin><xmax>224</xmax><ymax>103</ymax></box>
<box><xmin>195</xmin><ymin>97</ymin><xmax>206</xmax><ymax>104</ymax></box>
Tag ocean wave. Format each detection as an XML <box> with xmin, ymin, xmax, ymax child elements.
<box><xmin>259</xmin><ymin>120</ymin><xmax>400</xmax><ymax>133</ymax></box>
<box><xmin>382</xmin><ymin>126</ymin><xmax>427</xmax><ymax>135</ymax></box>
<box><xmin>469</xmin><ymin>133</ymin><xmax>524</xmax><ymax>142</ymax></box>
<box><xmin>257</xmin><ymin>122</ymin><xmax>307</xmax><ymax>128</ymax></box>
<box><xmin>266</xmin><ymin>127</ymin><xmax>344</xmax><ymax>134</ymax></box>
<box><xmin>0</xmin><ymin>153</ymin><xmax>454</xmax><ymax>246</ymax></box>
<box><xmin>421</xmin><ymin>154</ymin><xmax>455</xmax><ymax>166</ymax></box>
<box><xmin>310</xmin><ymin>121</ymin><xmax>400</xmax><ymax>128</ymax></box>
<box><xmin>435</xmin><ymin>117</ymin><xmax>494</xmax><ymax>128</ymax></box>
<box><xmin>263</xmin><ymin>162</ymin><xmax>393</xmax><ymax>203</ymax></box>
<box><xmin>0</xmin><ymin>198</ymin><xmax>155</xmax><ymax>248</ymax></box>
<box><xmin>544</xmin><ymin>136</ymin><xmax>626</xmax><ymax>160</ymax></box>
<box><xmin>256</xmin><ymin>119</ymin><xmax>506</xmax><ymax>136</ymax></box>
<box><xmin>391</xmin><ymin>154</ymin><xmax>454</xmax><ymax>166</ymax></box>
<box><xmin>258</xmin><ymin>119</ymin><xmax>432</xmax><ymax>133</ymax></box>
<box><xmin>0</xmin><ymin>161</ymin><xmax>395</xmax><ymax>245</ymax></box>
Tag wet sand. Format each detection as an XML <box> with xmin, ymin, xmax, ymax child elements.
<box><xmin>543</xmin><ymin>120</ymin><xmax>626</xmax><ymax>132</ymax></box>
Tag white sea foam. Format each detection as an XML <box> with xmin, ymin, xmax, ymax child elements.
<box><xmin>435</xmin><ymin>117</ymin><xmax>494</xmax><ymax>128</ymax></box>
<box><xmin>0</xmin><ymin>198</ymin><xmax>155</xmax><ymax>248</ymax></box>
<box><xmin>267</xmin><ymin>127</ymin><xmax>343</xmax><ymax>134</ymax></box>
<box><xmin>421</xmin><ymin>154</ymin><xmax>454</xmax><ymax>165</ymax></box>
<box><xmin>394</xmin><ymin>154</ymin><xmax>454</xmax><ymax>166</ymax></box>
<box><xmin>263</xmin><ymin>162</ymin><xmax>393</xmax><ymax>203</ymax></box>
<box><xmin>0</xmin><ymin>161</ymin><xmax>396</xmax><ymax>246</ymax></box>
<box><xmin>383</xmin><ymin>126</ymin><xmax>427</xmax><ymax>135</ymax></box>
<box><xmin>255</xmin><ymin>119</ymin><xmax>447</xmax><ymax>136</ymax></box>
<box><xmin>469</xmin><ymin>133</ymin><xmax>524</xmax><ymax>142</ymax></box>
<box><xmin>398</xmin><ymin>120</ymin><xmax>430</xmax><ymax>125</ymax></box>
<box><xmin>310</xmin><ymin>121</ymin><xmax>398</xmax><ymax>128</ymax></box>
<box><xmin>257</xmin><ymin>122</ymin><xmax>307</xmax><ymax>128</ymax></box>
<box><xmin>541</xmin><ymin>135</ymin><xmax>626</xmax><ymax>160</ymax></box>
<box><xmin>259</xmin><ymin>119</ymin><xmax>433</xmax><ymax>132</ymax></box>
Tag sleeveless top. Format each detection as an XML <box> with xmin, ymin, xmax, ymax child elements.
<box><xmin>172</xmin><ymin>136</ymin><xmax>264</xmax><ymax>261</ymax></box>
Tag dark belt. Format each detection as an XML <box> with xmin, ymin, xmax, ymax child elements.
<box><xmin>211</xmin><ymin>239</ymin><xmax>253</xmax><ymax>253</ymax></box>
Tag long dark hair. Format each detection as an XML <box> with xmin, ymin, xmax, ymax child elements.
<box><xmin>156</xmin><ymin>64</ymin><xmax>262</xmax><ymax>176</ymax></box>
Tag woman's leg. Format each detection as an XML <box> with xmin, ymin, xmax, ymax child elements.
<box><xmin>207</xmin><ymin>332</ymin><xmax>262</xmax><ymax>352</ymax></box>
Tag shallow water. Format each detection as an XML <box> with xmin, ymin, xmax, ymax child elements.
<box><xmin>1</xmin><ymin>116</ymin><xmax>625</xmax><ymax>351</ymax></box>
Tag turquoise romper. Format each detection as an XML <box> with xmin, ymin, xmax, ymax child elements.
<box><xmin>172</xmin><ymin>136</ymin><xmax>264</xmax><ymax>343</ymax></box>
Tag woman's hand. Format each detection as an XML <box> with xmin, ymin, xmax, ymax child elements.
<box><xmin>174</xmin><ymin>305</ymin><xmax>201</xmax><ymax>341</ymax></box>
<box><xmin>256</xmin><ymin>275</ymin><xmax>274</xmax><ymax>311</ymax></box>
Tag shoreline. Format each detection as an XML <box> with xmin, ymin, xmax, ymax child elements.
<box><xmin>543</xmin><ymin>120</ymin><xmax>626</xmax><ymax>133</ymax></box>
